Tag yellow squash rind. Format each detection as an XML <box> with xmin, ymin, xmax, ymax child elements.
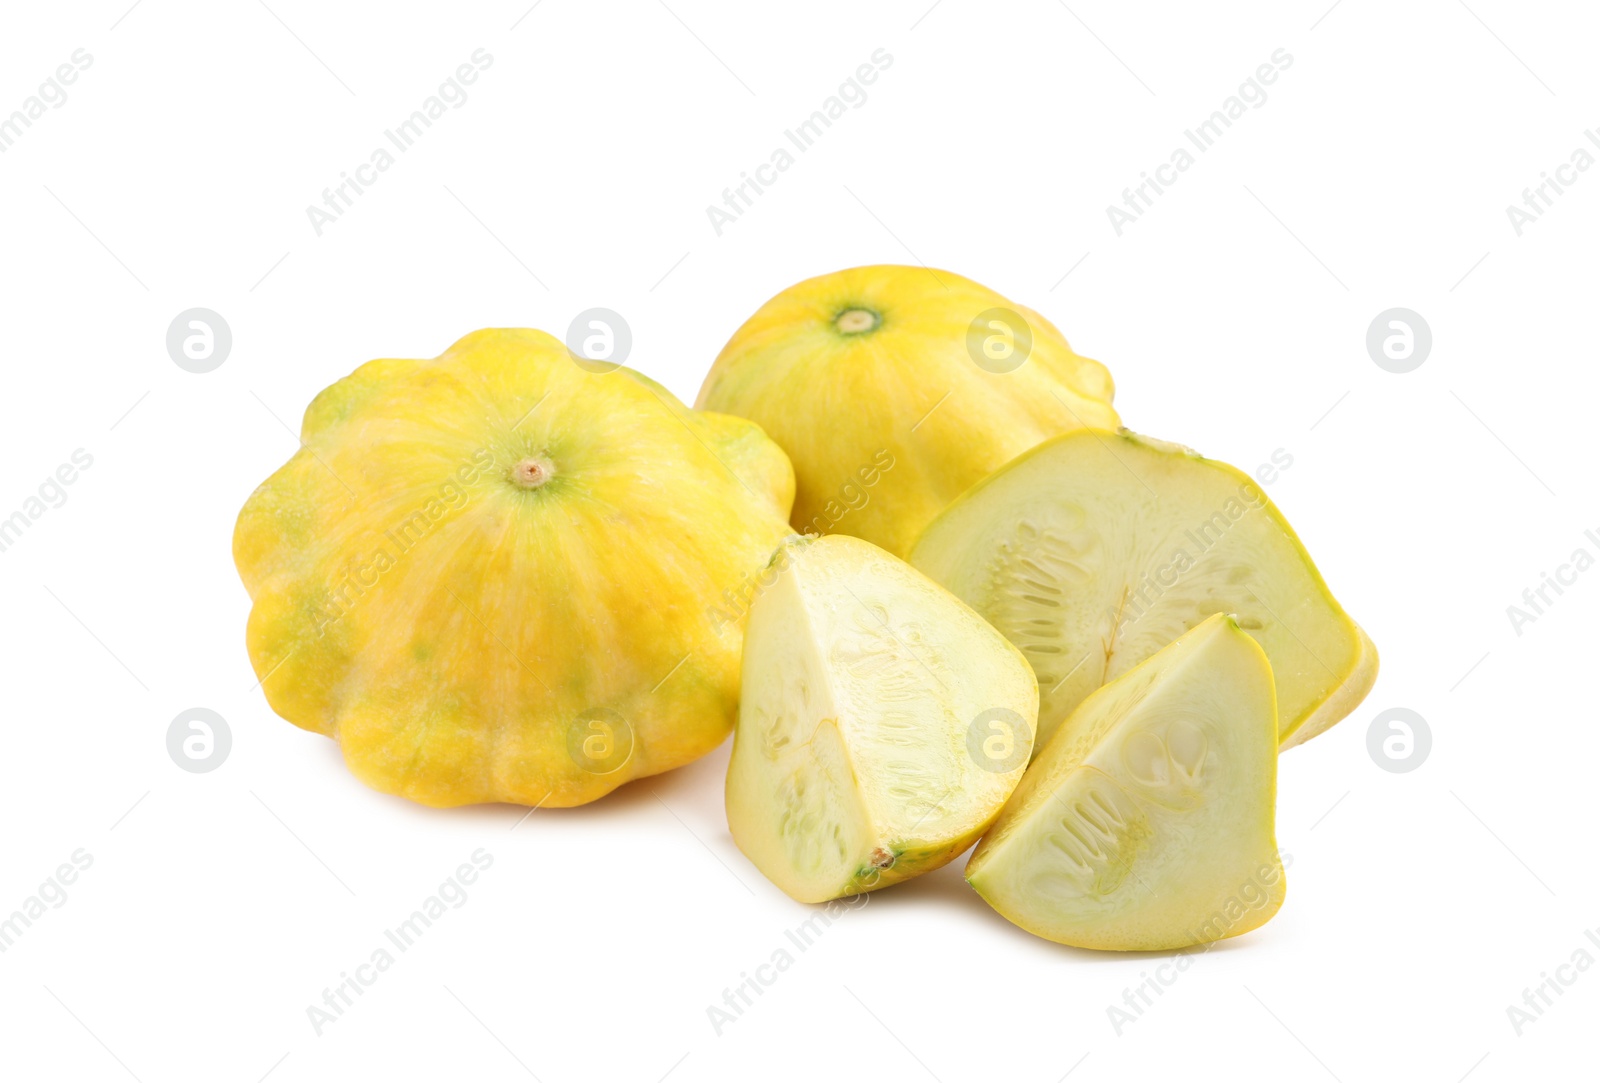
<box><xmin>697</xmin><ymin>265</ymin><xmax>1119</xmax><ymax>557</ymax></box>
<box><xmin>234</xmin><ymin>328</ymin><xmax>794</xmax><ymax>807</ymax></box>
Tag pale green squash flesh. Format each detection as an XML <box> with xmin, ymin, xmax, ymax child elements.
<box><xmin>910</xmin><ymin>429</ymin><xmax>1377</xmax><ymax>752</ymax></box>
<box><xmin>966</xmin><ymin>614</ymin><xmax>1284</xmax><ymax>951</ymax></box>
<box><xmin>726</xmin><ymin>535</ymin><xmax>1039</xmax><ymax>903</ymax></box>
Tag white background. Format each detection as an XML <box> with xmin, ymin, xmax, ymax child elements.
<box><xmin>0</xmin><ymin>1</ymin><xmax>1593</xmax><ymax>1080</ymax></box>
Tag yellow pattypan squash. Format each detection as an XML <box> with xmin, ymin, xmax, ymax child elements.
<box><xmin>234</xmin><ymin>328</ymin><xmax>794</xmax><ymax>807</ymax></box>
<box><xmin>696</xmin><ymin>265</ymin><xmax>1119</xmax><ymax>557</ymax></box>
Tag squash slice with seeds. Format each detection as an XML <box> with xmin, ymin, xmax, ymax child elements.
<box><xmin>726</xmin><ymin>534</ymin><xmax>1038</xmax><ymax>902</ymax></box>
<box><xmin>967</xmin><ymin>614</ymin><xmax>1285</xmax><ymax>950</ymax></box>
<box><xmin>910</xmin><ymin>429</ymin><xmax>1376</xmax><ymax>752</ymax></box>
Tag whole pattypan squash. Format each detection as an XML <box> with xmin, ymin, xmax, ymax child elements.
<box><xmin>696</xmin><ymin>265</ymin><xmax>1119</xmax><ymax>558</ymax></box>
<box><xmin>234</xmin><ymin>328</ymin><xmax>794</xmax><ymax>807</ymax></box>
